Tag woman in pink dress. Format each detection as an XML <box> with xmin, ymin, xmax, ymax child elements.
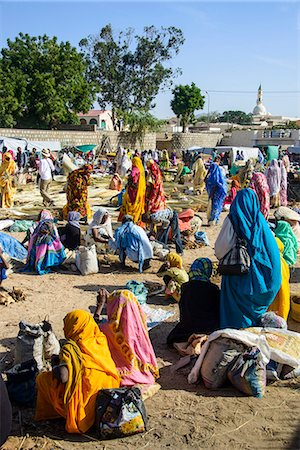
<box><xmin>250</xmin><ymin>172</ymin><xmax>270</xmax><ymax>219</ymax></box>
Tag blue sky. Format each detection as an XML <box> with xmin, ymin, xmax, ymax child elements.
<box><xmin>0</xmin><ymin>1</ymin><xmax>299</xmax><ymax>118</ymax></box>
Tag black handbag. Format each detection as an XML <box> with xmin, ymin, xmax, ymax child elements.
<box><xmin>218</xmin><ymin>237</ymin><xmax>250</xmax><ymax>276</ymax></box>
<box><xmin>95</xmin><ymin>387</ymin><xmax>147</xmax><ymax>439</ymax></box>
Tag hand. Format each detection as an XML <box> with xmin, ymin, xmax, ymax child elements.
<box><xmin>97</xmin><ymin>288</ymin><xmax>109</xmax><ymax>307</ymax></box>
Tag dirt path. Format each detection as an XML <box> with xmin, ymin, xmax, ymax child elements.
<box><xmin>0</xmin><ymin>180</ymin><xmax>300</xmax><ymax>449</ymax></box>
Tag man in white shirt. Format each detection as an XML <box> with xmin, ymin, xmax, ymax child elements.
<box><xmin>39</xmin><ymin>149</ymin><xmax>55</xmax><ymax>206</ymax></box>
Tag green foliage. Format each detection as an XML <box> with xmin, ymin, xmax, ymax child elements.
<box><xmin>197</xmin><ymin>111</ymin><xmax>220</xmax><ymax>123</ymax></box>
<box><xmin>170</xmin><ymin>83</ymin><xmax>205</xmax><ymax>132</ymax></box>
<box><xmin>0</xmin><ymin>33</ymin><xmax>95</xmax><ymax>128</ymax></box>
<box><xmin>80</xmin><ymin>24</ymin><xmax>184</xmax><ymax>130</ymax></box>
<box><xmin>218</xmin><ymin>110</ymin><xmax>253</xmax><ymax>125</ymax></box>
<box><xmin>123</xmin><ymin>110</ymin><xmax>165</xmax><ymax>133</ymax></box>
<box><xmin>122</xmin><ymin>111</ymin><xmax>164</xmax><ymax>147</ymax></box>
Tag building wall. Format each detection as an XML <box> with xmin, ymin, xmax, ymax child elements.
<box><xmin>157</xmin><ymin>132</ymin><xmax>223</xmax><ymax>152</ymax></box>
<box><xmin>221</xmin><ymin>129</ymin><xmax>300</xmax><ymax>147</ymax></box>
<box><xmin>78</xmin><ymin>111</ymin><xmax>114</xmax><ymax>130</ymax></box>
<box><xmin>0</xmin><ymin>128</ymin><xmax>156</xmax><ymax>150</ymax></box>
<box><xmin>221</xmin><ymin>130</ymin><xmax>258</xmax><ymax>147</ymax></box>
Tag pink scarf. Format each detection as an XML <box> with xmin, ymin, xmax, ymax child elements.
<box><xmin>100</xmin><ymin>290</ymin><xmax>159</xmax><ymax>386</ymax></box>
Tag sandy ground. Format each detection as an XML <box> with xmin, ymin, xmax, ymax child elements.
<box><xmin>0</xmin><ymin>176</ymin><xmax>300</xmax><ymax>450</ymax></box>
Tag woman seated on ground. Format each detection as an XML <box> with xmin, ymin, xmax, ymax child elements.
<box><xmin>274</xmin><ymin>206</ymin><xmax>300</xmax><ymax>250</ymax></box>
<box><xmin>215</xmin><ymin>189</ymin><xmax>282</xmax><ymax>329</ymax></box>
<box><xmin>110</xmin><ymin>215</ymin><xmax>153</xmax><ymax>272</ymax></box>
<box><xmin>35</xmin><ymin>310</ymin><xmax>120</xmax><ymax>434</ymax></box>
<box><xmin>85</xmin><ymin>208</ymin><xmax>114</xmax><ymax>251</ymax></box>
<box><xmin>223</xmin><ymin>179</ymin><xmax>240</xmax><ymax>211</ymax></box>
<box><xmin>94</xmin><ymin>289</ymin><xmax>159</xmax><ymax>386</ymax></box>
<box><xmin>24</xmin><ymin>210</ymin><xmax>66</xmax><ymax>275</ymax></box>
<box><xmin>167</xmin><ymin>258</ymin><xmax>220</xmax><ymax>347</ymax></box>
<box><xmin>157</xmin><ymin>252</ymin><xmax>189</xmax><ymax>302</ymax></box>
<box><xmin>59</xmin><ymin>211</ymin><xmax>81</xmax><ymax>250</ymax></box>
<box><xmin>274</xmin><ymin>220</ymin><xmax>298</xmax><ymax>266</ymax></box>
<box><xmin>144</xmin><ymin>207</ymin><xmax>184</xmax><ymax>255</ymax></box>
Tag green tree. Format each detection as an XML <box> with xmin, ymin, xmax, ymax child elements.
<box><xmin>80</xmin><ymin>24</ymin><xmax>184</xmax><ymax>130</ymax></box>
<box><xmin>170</xmin><ymin>83</ymin><xmax>205</xmax><ymax>132</ymax></box>
<box><xmin>0</xmin><ymin>33</ymin><xmax>95</xmax><ymax>128</ymax></box>
<box><xmin>122</xmin><ymin>110</ymin><xmax>165</xmax><ymax>147</ymax></box>
<box><xmin>197</xmin><ymin>111</ymin><xmax>220</xmax><ymax>123</ymax></box>
<box><xmin>219</xmin><ymin>110</ymin><xmax>253</xmax><ymax>125</ymax></box>
<box><xmin>124</xmin><ymin>110</ymin><xmax>164</xmax><ymax>133</ymax></box>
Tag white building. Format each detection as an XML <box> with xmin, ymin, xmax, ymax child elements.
<box><xmin>251</xmin><ymin>85</ymin><xmax>300</xmax><ymax>127</ymax></box>
<box><xmin>77</xmin><ymin>110</ymin><xmax>113</xmax><ymax>130</ymax></box>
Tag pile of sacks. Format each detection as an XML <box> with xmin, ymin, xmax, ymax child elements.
<box><xmin>188</xmin><ymin>313</ymin><xmax>300</xmax><ymax>398</ymax></box>
<box><xmin>4</xmin><ymin>320</ymin><xmax>60</xmax><ymax>406</ymax></box>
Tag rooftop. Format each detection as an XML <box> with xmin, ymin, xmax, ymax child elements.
<box><xmin>78</xmin><ymin>110</ymin><xmax>110</xmax><ymax>117</ymax></box>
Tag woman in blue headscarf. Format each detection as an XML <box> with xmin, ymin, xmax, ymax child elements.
<box><xmin>215</xmin><ymin>189</ymin><xmax>282</xmax><ymax>329</ymax></box>
<box><xmin>205</xmin><ymin>157</ymin><xmax>227</xmax><ymax>225</ymax></box>
<box><xmin>167</xmin><ymin>258</ymin><xmax>220</xmax><ymax>347</ymax></box>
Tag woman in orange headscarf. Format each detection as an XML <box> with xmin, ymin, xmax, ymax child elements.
<box><xmin>35</xmin><ymin>310</ymin><xmax>120</xmax><ymax>434</ymax></box>
<box><xmin>119</xmin><ymin>156</ymin><xmax>146</xmax><ymax>224</ymax></box>
<box><xmin>0</xmin><ymin>152</ymin><xmax>17</xmax><ymax>208</ymax></box>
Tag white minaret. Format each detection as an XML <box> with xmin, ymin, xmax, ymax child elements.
<box><xmin>253</xmin><ymin>84</ymin><xmax>267</xmax><ymax>116</ymax></box>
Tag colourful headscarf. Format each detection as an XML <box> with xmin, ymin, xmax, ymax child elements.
<box><xmin>57</xmin><ymin>310</ymin><xmax>119</xmax><ymax>432</ymax></box>
<box><xmin>100</xmin><ymin>290</ymin><xmax>159</xmax><ymax>386</ymax></box>
<box><xmin>167</xmin><ymin>252</ymin><xmax>183</xmax><ymax>269</ymax></box>
<box><xmin>220</xmin><ymin>189</ymin><xmax>282</xmax><ymax>329</ymax></box>
<box><xmin>0</xmin><ymin>152</ymin><xmax>16</xmax><ymax>176</ymax></box>
<box><xmin>145</xmin><ymin>159</ymin><xmax>166</xmax><ymax>214</ymax></box>
<box><xmin>40</xmin><ymin>210</ymin><xmax>53</xmax><ymax>221</ymax></box>
<box><xmin>205</xmin><ymin>162</ymin><xmax>227</xmax><ymax>197</ymax></box>
<box><xmin>122</xmin><ymin>157</ymin><xmax>146</xmax><ymax>224</ymax></box>
<box><xmin>274</xmin><ymin>220</ymin><xmax>298</xmax><ymax>266</ymax></box>
<box><xmin>67</xmin><ymin>211</ymin><xmax>81</xmax><ymax>229</ymax></box>
<box><xmin>189</xmin><ymin>258</ymin><xmax>212</xmax><ymax>282</ymax></box>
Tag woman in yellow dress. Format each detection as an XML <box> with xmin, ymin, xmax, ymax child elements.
<box><xmin>35</xmin><ymin>310</ymin><xmax>120</xmax><ymax>434</ymax></box>
<box><xmin>119</xmin><ymin>156</ymin><xmax>146</xmax><ymax>224</ymax></box>
<box><xmin>192</xmin><ymin>156</ymin><xmax>207</xmax><ymax>194</ymax></box>
<box><xmin>268</xmin><ymin>237</ymin><xmax>290</xmax><ymax>321</ymax></box>
<box><xmin>0</xmin><ymin>153</ymin><xmax>17</xmax><ymax>208</ymax></box>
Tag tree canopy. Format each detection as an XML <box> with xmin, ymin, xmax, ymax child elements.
<box><xmin>80</xmin><ymin>24</ymin><xmax>184</xmax><ymax>130</ymax></box>
<box><xmin>0</xmin><ymin>33</ymin><xmax>95</xmax><ymax>128</ymax></box>
<box><xmin>218</xmin><ymin>110</ymin><xmax>253</xmax><ymax>125</ymax></box>
<box><xmin>170</xmin><ymin>83</ymin><xmax>205</xmax><ymax>132</ymax></box>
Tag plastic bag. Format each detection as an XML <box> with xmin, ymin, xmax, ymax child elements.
<box><xmin>227</xmin><ymin>347</ymin><xmax>266</xmax><ymax>398</ymax></box>
<box><xmin>75</xmin><ymin>245</ymin><xmax>98</xmax><ymax>275</ymax></box>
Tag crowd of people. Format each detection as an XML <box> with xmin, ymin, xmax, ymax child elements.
<box><xmin>0</xmin><ymin>143</ymin><xmax>299</xmax><ymax>443</ymax></box>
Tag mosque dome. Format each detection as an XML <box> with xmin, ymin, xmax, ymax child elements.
<box><xmin>253</xmin><ymin>103</ymin><xmax>267</xmax><ymax>116</ymax></box>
